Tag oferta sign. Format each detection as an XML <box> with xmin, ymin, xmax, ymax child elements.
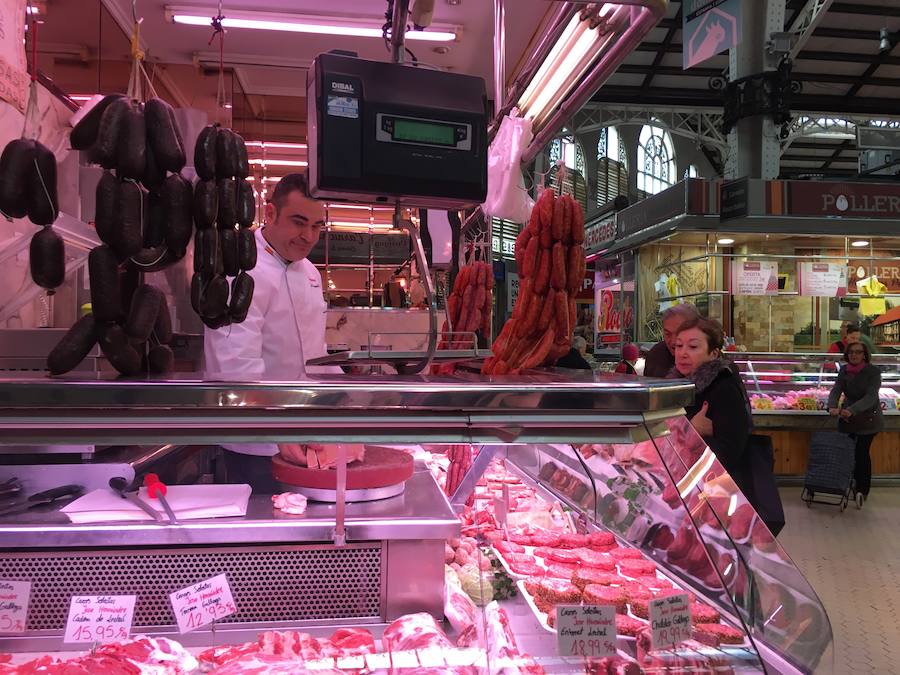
<box><xmin>683</xmin><ymin>0</ymin><xmax>742</xmax><ymax>70</ymax></box>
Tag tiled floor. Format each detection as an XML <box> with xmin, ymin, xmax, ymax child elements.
<box><xmin>778</xmin><ymin>486</ymin><xmax>900</xmax><ymax>674</ymax></box>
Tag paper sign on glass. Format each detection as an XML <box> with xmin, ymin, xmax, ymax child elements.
<box><xmin>556</xmin><ymin>604</ymin><xmax>617</xmax><ymax>659</ymax></box>
<box><xmin>0</xmin><ymin>580</ymin><xmax>30</xmax><ymax>634</ymax></box>
<box><xmin>798</xmin><ymin>262</ymin><xmax>848</xmax><ymax>297</ymax></box>
<box><xmin>170</xmin><ymin>573</ymin><xmax>237</xmax><ymax>634</ymax></box>
<box><xmin>649</xmin><ymin>593</ymin><xmax>691</xmax><ymax>651</ymax></box>
<box><xmin>731</xmin><ymin>261</ymin><xmax>779</xmax><ymax>296</ymax></box>
<box><xmin>64</xmin><ymin>595</ymin><xmax>136</xmax><ymax>644</ymax></box>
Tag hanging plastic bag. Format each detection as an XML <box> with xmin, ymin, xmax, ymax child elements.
<box><xmin>481</xmin><ymin>111</ymin><xmax>534</xmax><ymax>224</ymax></box>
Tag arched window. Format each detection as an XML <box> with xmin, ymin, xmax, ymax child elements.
<box><xmin>637</xmin><ymin>125</ymin><xmax>675</xmax><ymax>195</ymax></box>
<box><xmin>547</xmin><ymin>134</ymin><xmax>588</xmax><ymax>212</ymax></box>
<box><xmin>596</xmin><ymin>127</ymin><xmax>628</xmax><ymax>209</ymax></box>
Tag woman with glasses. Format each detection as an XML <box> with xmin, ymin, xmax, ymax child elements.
<box><xmin>828</xmin><ymin>341</ymin><xmax>883</xmax><ymax>501</ymax></box>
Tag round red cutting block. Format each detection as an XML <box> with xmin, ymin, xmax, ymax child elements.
<box><xmin>272</xmin><ymin>446</ymin><xmax>415</xmax><ymax>490</ymax></box>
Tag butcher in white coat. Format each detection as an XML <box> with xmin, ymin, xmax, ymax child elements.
<box><xmin>204</xmin><ymin>173</ymin><xmax>337</xmax><ymax>492</ymax></box>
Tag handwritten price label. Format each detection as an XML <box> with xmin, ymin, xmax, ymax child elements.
<box><xmin>556</xmin><ymin>604</ymin><xmax>617</xmax><ymax>659</ymax></box>
<box><xmin>649</xmin><ymin>593</ymin><xmax>691</xmax><ymax>651</ymax></box>
<box><xmin>0</xmin><ymin>580</ymin><xmax>30</xmax><ymax>635</ymax></box>
<box><xmin>63</xmin><ymin>595</ymin><xmax>136</xmax><ymax>644</ymax></box>
<box><xmin>170</xmin><ymin>573</ymin><xmax>236</xmax><ymax>634</ymax></box>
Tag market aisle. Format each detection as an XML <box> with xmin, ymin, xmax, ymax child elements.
<box><xmin>777</xmin><ymin>486</ymin><xmax>900</xmax><ymax>675</ymax></box>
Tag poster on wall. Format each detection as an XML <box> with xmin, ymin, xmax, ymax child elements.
<box><xmin>0</xmin><ymin>0</ymin><xmax>27</xmax><ymax>113</ymax></box>
<box><xmin>595</xmin><ymin>286</ymin><xmax>634</xmax><ymax>347</ymax></box>
<box><xmin>506</xmin><ymin>272</ymin><xmax>519</xmax><ymax>314</ymax></box>
<box><xmin>798</xmin><ymin>262</ymin><xmax>848</xmax><ymax>297</ymax></box>
<box><xmin>731</xmin><ymin>261</ymin><xmax>778</xmax><ymax>296</ymax></box>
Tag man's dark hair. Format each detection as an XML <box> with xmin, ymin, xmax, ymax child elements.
<box><xmin>846</xmin><ymin>323</ymin><xmax>861</xmax><ymax>335</ymax></box>
<box><xmin>270</xmin><ymin>172</ymin><xmax>310</xmax><ymax>213</ymax></box>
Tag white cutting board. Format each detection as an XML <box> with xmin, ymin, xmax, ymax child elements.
<box><xmin>61</xmin><ymin>484</ymin><xmax>252</xmax><ymax>523</ymax></box>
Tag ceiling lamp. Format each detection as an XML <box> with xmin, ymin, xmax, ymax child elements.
<box><xmin>165</xmin><ymin>7</ymin><xmax>458</xmax><ymax>42</ymax></box>
<box><xmin>518</xmin><ymin>8</ymin><xmax>624</xmax><ymax>127</ymax></box>
<box><xmin>514</xmin><ymin>2</ymin><xmax>666</xmax><ymax>162</ymax></box>
<box><xmin>717</xmin><ymin>237</ymin><xmax>735</xmax><ymax>245</ymax></box>
<box><xmin>851</xmin><ymin>240</ymin><xmax>869</xmax><ymax>247</ymax></box>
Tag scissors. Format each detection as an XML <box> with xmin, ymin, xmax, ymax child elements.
<box><xmin>0</xmin><ymin>484</ymin><xmax>84</xmax><ymax>517</ymax></box>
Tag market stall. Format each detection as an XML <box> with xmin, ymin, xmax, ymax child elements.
<box><xmin>0</xmin><ymin>372</ymin><xmax>832</xmax><ymax>673</ymax></box>
<box><xmin>588</xmin><ymin>178</ymin><xmax>900</xmax><ymax>476</ymax></box>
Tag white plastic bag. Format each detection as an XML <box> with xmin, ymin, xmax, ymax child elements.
<box><xmin>482</xmin><ymin>111</ymin><xmax>534</xmax><ymax>224</ymax></box>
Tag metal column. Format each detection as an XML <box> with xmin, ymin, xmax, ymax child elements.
<box><xmin>725</xmin><ymin>0</ymin><xmax>786</xmax><ymax>180</ymax></box>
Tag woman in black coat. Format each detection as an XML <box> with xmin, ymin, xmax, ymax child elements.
<box><xmin>828</xmin><ymin>341</ymin><xmax>883</xmax><ymax>500</ymax></box>
<box><xmin>667</xmin><ymin>317</ymin><xmax>752</xmax><ymax>485</ymax></box>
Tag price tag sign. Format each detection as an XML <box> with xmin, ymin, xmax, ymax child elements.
<box><xmin>649</xmin><ymin>593</ymin><xmax>691</xmax><ymax>651</ymax></box>
<box><xmin>64</xmin><ymin>595</ymin><xmax>136</xmax><ymax>644</ymax></box>
<box><xmin>170</xmin><ymin>573</ymin><xmax>237</xmax><ymax>634</ymax></box>
<box><xmin>0</xmin><ymin>580</ymin><xmax>30</xmax><ymax>634</ymax></box>
<box><xmin>556</xmin><ymin>604</ymin><xmax>617</xmax><ymax>659</ymax></box>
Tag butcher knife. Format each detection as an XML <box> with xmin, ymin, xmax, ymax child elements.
<box><xmin>0</xmin><ymin>484</ymin><xmax>84</xmax><ymax>516</ymax></box>
<box><xmin>108</xmin><ymin>477</ymin><xmax>165</xmax><ymax>522</ymax></box>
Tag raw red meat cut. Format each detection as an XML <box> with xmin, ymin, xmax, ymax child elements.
<box><xmin>382</xmin><ymin>612</ymin><xmax>454</xmax><ymax>652</ymax></box>
<box><xmin>558</xmin><ymin>533</ymin><xmax>588</xmax><ymax>548</ymax></box>
<box><xmin>445</xmin><ymin>581</ymin><xmax>478</xmax><ymax>639</ymax></box>
<box><xmin>608</xmin><ymin>547</ymin><xmax>644</xmax><ymax>561</ymax></box>
<box><xmin>586</xmin><ymin>655</ymin><xmax>642</xmax><ymax>674</ymax></box>
<box><xmin>543</xmin><ymin>562</ymin><xmax>580</xmax><ymax>578</ymax></box>
<box><xmin>615</xmin><ymin>613</ymin><xmax>646</xmax><ymax>637</ymax></box>
<box><xmin>258</xmin><ymin>631</ymin><xmax>324</xmax><ymax>660</ymax></box>
<box><xmin>509</xmin><ymin>560</ymin><xmax>544</xmax><ymax>576</ymax></box>
<box><xmin>618</xmin><ymin>558</ymin><xmax>657</xmax><ymax>577</ymax></box>
<box><xmin>576</xmin><ymin>548</ymin><xmax>615</xmax><ymax>570</ymax></box>
<box><xmin>587</xmin><ymin>531</ymin><xmax>615</xmax><ymax>548</ymax></box>
<box><xmin>582</xmin><ymin>584</ymin><xmax>627</xmax><ymax>612</ymax></box>
<box><xmin>209</xmin><ymin>652</ymin><xmax>342</xmax><ymax>674</ymax></box>
<box><xmin>547</xmin><ymin>548</ymin><xmax>580</xmax><ymax>564</ymax></box>
<box><xmin>535</xmin><ymin>578</ymin><xmax>581</xmax><ymax>604</ymax></box>
<box><xmin>691</xmin><ymin>602</ymin><xmax>722</xmax><ymax>624</ymax></box>
<box><xmin>496</xmin><ymin>541</ymin><xmax>526</xmax><ymax>554</ymax></box>
<box><xmin>730</xmin><ymin>504</ymin><xmax>755</xmax><ymax>540</ymax></box>
<box><xmin>572</xmin><ymin>568</ymin><xmax>619</xmax><ymax>589</ymax></box>
<box><xmin>633</xmin><ymin>575</ymin><xmax>673</xmax><ymax>590</ymax></box>
<box><xmin>530</xmin><ymin>529</ymin><xmax>562</xmax><ymax>547</ymax></box>
<box><xmin>692</xmin><ymin>622</ymin><xmax>745</xmax><ymax>646</ymax></box>
<box><xmin>199</xmin><ymin>642</ymin><xmax>260</xmax><ymax>666</ymax></box>
<box><xmin>532</xmin><ymin>547</ymin><xmax>555</xmax><ymax>559</ymax></box>
<box><xmin>329</xmin><ymin>627</ymin><xmax>376</xmax><ymax>655</ymax></box>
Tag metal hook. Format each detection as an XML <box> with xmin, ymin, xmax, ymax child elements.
<box><xmin>132</xmin><ymin>0</ymin><xmax>140</xmax><ymax>24</ymax></box>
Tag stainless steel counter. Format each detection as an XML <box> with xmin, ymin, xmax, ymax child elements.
<box><xmin>0</xmin><ymin>466</ymin><xmax>457</xmax><ymax>549</ymax></box>
<box><xmin>0</xmin><ymin>373</ymin><xmax>693</xmax><ymax>445</ymax></box>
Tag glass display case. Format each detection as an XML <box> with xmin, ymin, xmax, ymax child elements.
<box><xmin>0</xmin><ymin>373</ymin><xmax>831</xmax><ymax>673</ymax></box>
<box><xmin>733</xmin><ymin>352</ymin><xmax>900</xmax><ymax>419</ymax></box>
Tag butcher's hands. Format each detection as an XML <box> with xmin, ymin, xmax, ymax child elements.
<box><xmin>839</xmin><ymin>408</ymin><xmax>853</xmax><ymax>420</ymax></box>
<box><xmin>278</xmin><ymin>443</ymin><xmax>309</xmax><ymax>466</ymax></box>
<box><xmin>828</xmin><ymin>408</ymin><xmax>840</xmax><ymax>417</ymax></box>
<box><xmin>690</xmin><ymin>402</ymin><xmax>714</xmax><ymax>437</ymax></box>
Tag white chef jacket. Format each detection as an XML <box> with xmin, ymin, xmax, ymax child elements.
<box><xmin>204</xmin><ymin>226</ymin><xmax>339</xmax><ymax>456</ymax></box>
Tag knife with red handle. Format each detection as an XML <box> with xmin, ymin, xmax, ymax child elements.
<box><xmin>144</xmin><ymin>474</ymin><xmax>178</xmax><ymax>524</ymax></box>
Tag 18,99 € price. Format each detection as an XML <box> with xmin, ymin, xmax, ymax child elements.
<box><xmin>569</xmin><ymin>638</ymin><xmax>617</xmax><ymax>658</ymax></box>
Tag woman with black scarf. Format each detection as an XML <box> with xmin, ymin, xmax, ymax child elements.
<box><xmin>667</xmin><ymin>316</ymin><xmax>753</xmax><ymax>488</ymax></box>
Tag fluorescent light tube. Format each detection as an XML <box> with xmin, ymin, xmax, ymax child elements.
<box><xmin>249</xmin><ymin>159</ymin><xmax>308</xmax><ymax>167</ymax></box>
<box><xmin>167</xmin><ymin>7</ymin><xmax>458</xmax><ymax>42</ymax></box>
<box><xmin>245</xmin><ymin>141</ymin><xmax>308</xmax><ymax>150</ymax></box>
